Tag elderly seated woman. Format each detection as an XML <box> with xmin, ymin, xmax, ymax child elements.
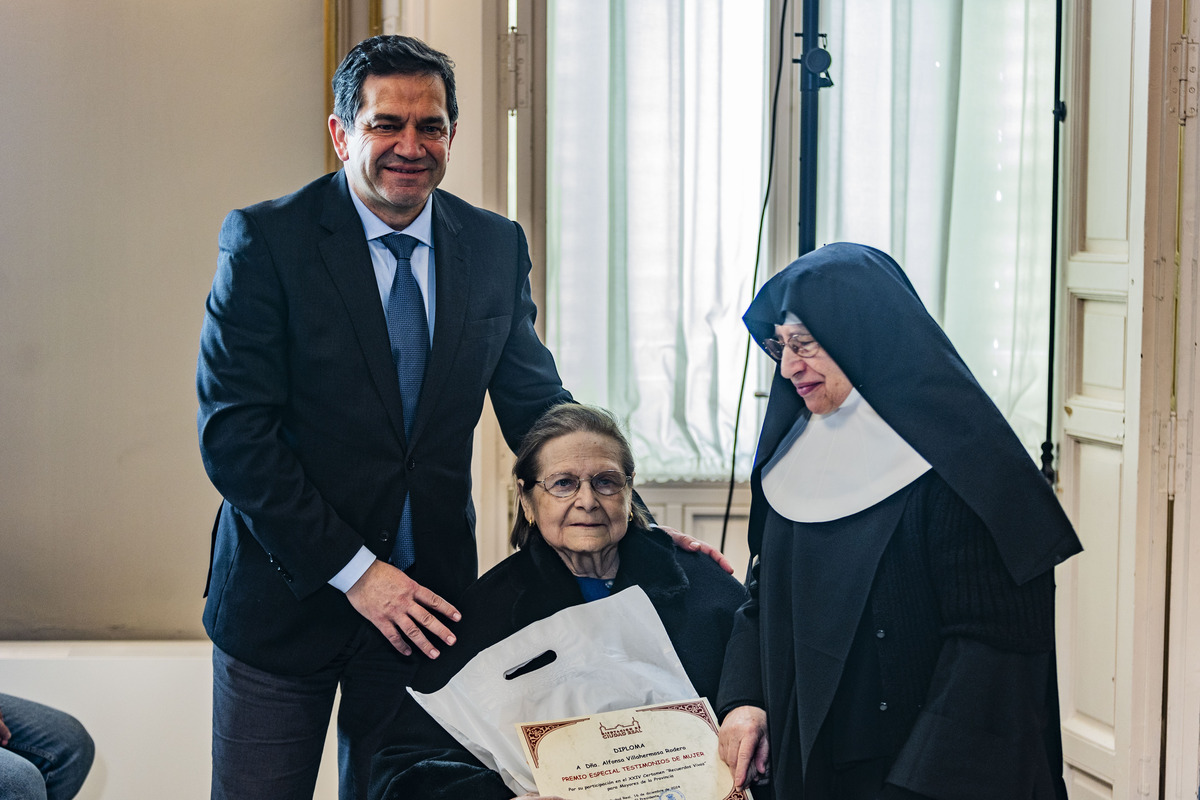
<box><xmin>369</xmin><ymin>403</ymin><xmax>747</xmax><ymax>800</ymax></box>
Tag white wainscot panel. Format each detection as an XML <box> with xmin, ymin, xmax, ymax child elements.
<box><xmin>1066</xmin><ymin>257</ymin><xmax>1134</xmax><ymax>295</ymax></box>
<box><xmin>1079</xmin><ymin>299</ymin><xmax>1127</xmax><ymax>401</ymax></box>
<box><xmin>1067</xmin><ymin>767</ymin><xmax>1114</xmax><ymax>800</ymax></box>
<box><xmin>638</xmin><ymin>484</ymin><xmax>752</xmax><ymax>577</ymax></box>
<box><xmin>0</xmin><ymin>642</ymin><xmax>340</xmax><ymax>800</ymax></box>
<box><xmin>1083</xmin><ymin>0</ymin><xmax>1134</xmax><ymax>248</ymax></box>
<box><xmin>1062</xmin><ymin>398</ymin><xmax>1124</xmax><ymax>446</ymax></box>
<box><xmin>682</xmin><ymin>507</ymin><xmax>751</xmax><ymax>582</ymax></box>
<box><xmin>1061</xmin><ymin>440</ymin><xmax>1122</xmax><ymax>783</ymax></box>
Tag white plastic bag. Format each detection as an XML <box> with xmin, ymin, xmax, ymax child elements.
<box><xmin>408</xmin><ymin>586</ymin><xmax>697</xmax><ymax>795</ymax></box>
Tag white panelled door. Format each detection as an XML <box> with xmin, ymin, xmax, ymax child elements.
<box><xmin>1056</xmin><ymin>0</ymin><xmax>1171</xmax><ymax>797</ymax></box>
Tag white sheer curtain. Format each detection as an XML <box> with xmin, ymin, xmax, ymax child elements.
<box><xmin>546</xmin><ymin>0</ymin><xmax>1053</xmax><ymax>479</ymax></box>
<box><xmin>546</xmin><ymin>0</ymin><xmax>769</xmax><ymax>481</ymax></box>
<box><xmin>816</xmin><ymin>0</ymin><xmax>1055</xmax><ymax>453</ymax></box>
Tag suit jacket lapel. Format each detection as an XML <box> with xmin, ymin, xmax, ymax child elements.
<box><xmin>410</xmin><ymin>190</ymin><xmax>471</xmax><ymax>443</ymax></box>
<box><xmin>317</xmin><ymin>171</ymin><xmax>409</xmax><ymax>446</ymax></box>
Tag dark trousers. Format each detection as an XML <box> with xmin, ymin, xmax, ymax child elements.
<box><xmin>211</xmin><ymin>623</ymin><xmax>417</xmax><ymax>800</ymax></box>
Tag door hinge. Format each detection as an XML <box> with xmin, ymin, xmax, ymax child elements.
<box><xmin>1169</xmin><ymin>40</ymin><xmax>1199</xmax><ymax>122</ymax></box>
<box><xmin>1174</xmin><ymin>411</ymin><xmax>1192</xmax><ymax>501</ymax></box>
<box><xmin>1167</xmin><ymin>411</ymin><xmax>1177</xmax><ymax>499</ymax></box>
<box><xmin>1167</xmin><ymin>410</ymin><xmax>1191</xmax><ymax>500</ymax></box>
<box><xmin>503</xmin><ymin>27</ymin><xmax>530</xmax><ymax>113</ymax></box>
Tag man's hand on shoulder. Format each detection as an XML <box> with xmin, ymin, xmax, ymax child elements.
<box><xmin>659</xmin><ymin>525</ymin><xmax>735</xmax><ymax>574</ymax></box>
<box><xmin>346</xmin><ymin>560</ymin><xmax>462</xmax><ymax>658</ymax></box>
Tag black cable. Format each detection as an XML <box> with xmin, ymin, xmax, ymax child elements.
<box><xmin>720</xmin><ymin>0</ymin><xmax>790</xmax><ymax>552</ymax></box>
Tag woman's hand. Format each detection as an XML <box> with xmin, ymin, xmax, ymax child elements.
<box><xmin>718</xmin><ymin>705</ymin><xmax>769</xmax><ymax>788</ymax></box>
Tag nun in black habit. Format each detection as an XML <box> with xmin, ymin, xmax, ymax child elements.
<box><xmin>716</xmin><ymin>243</ymin><xmax>1082</xmax><ymax>799</ymax></box>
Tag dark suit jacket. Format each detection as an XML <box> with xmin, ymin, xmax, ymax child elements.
<box><xmin>197</xmin><ymin>171</ymin><xmax>571</xmax><ymax>675</ymax></box>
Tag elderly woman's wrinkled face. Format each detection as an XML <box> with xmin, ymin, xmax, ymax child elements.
<box><xmin>519</xmin><ymin>431</ymin><xmax>632</xmax><ymax>567</ymax></box>
<box><xmin>774</xmin><ymin>323</ymin><xmax>853</xmax><ymax>415</ymax></box>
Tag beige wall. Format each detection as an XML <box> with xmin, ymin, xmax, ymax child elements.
<box><xmin>0</xmin><ymin>1</ymin><xmax>326</xmax><ymax>638</ymax></box>
<box><xmin>0</xmin><ymin>0</ymin><xmax>498</xmax><ymax>641</ymax></box>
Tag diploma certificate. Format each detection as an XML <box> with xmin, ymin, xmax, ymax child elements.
<box><xmin>517</xmin><ymin>698</ymin><xmax>752</xmax><ymax>800</ymax></box>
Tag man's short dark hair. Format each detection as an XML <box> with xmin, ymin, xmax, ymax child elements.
<box><xmin>332</xmin><ymin>35</ymin><xmax>458</xmax><ymax>128</ymax></box>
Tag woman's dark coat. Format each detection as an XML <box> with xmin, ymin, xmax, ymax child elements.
<box><xmin>370</xmin><ymin>524</ymin><xmax>748</xmax><ymax>800</ymax></box>
<box><xmin>717</xmin><ymin>243</ymin><xmax>1082</xmax><ymax>799</ymax></box>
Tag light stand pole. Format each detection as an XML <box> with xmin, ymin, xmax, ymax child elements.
<box><xmin>796</xmin><ymin>0</ymin><xmax>832</xmax><ymax>256</ymax></box>
<box><xmin>1040</xmin><ymin>0</ymin><xmax>1067</xmax><ymax>485</ymax></box>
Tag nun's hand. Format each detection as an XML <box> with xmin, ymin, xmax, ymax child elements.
<box><xmin>718</xmin><ymin>705</ymin><xmax>769</xmax><ymax>787</ymax></box>
<box><xmin>660</xmin><ymin>526</ymin><xmax>735</xmax><ymax>574</ymax></box>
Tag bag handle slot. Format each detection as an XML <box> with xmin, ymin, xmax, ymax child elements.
<box><xmin>504</xmin><ymin>649</ymin><xmax>557</xmax><ymax>680</ymax></box>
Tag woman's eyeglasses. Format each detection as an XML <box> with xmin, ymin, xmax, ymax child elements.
<box><xmin>761</xmin><ymin>333</ymin><xmax>821</xmax><ymax>362</ymax></box>
<box><xmin>533</xmin><ymin>471</ymin><xmax>632</xmax><ymax>498</ymax></box>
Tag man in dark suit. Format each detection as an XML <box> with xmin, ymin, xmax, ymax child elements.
<box><xmin>196</xmin><ymin>36</ymin><xmax>573</xmax><ymax>799</ymax></box>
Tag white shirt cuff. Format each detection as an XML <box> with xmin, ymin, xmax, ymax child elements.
<box><xmin>328</xmin><ymin>546</ymin><xmax>377</xmax><ymax>593</ymax></box>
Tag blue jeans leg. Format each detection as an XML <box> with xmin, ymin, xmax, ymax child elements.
<box><xmin>0</xmin><ymin>747</ymin><xmax>48</xmax><ymax>800</ymax></box>
<box><xmin>0</xmin><ymin>693</ymin><xmax>94</xmax><ymax>800</ymax></box>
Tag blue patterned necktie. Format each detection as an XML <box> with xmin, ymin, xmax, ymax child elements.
<box><xmin>380</xmin><ymin>232</ymin><xmax>426</xmax><ymax>570</ymax></box>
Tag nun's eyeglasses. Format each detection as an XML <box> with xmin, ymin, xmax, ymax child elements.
<box><xmin>533</xmin><ymin>471</ymin><xmax>633</xmax><ymax>498</ymax></box>
<box><xmin>761</xmin><ymin>334</ymin><xmax>821</xmax><ymax>362</ymax></box>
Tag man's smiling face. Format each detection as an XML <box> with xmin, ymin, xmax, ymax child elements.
<box><xmin>329</xmin><ymin>72</ymin><xmax>456</xmax><ymax>229</ymax></box>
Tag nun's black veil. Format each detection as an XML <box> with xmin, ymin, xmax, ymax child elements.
<box><xmin>744</xmin><ymin>242</ymin><xmax>1081</xmax><ymax>585</ymax></box>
